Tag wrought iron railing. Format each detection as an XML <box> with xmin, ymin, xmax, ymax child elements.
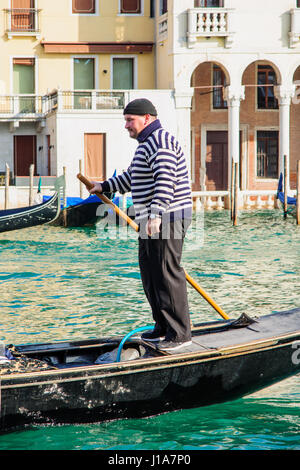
<box><xmin>4</xmin><ymin>8</ymin><xmax>41</xmax><ymax>36</ymax></box>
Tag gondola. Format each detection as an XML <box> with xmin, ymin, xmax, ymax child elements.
<box><xmin>0</xmin><ymin>192</ymin><xmax>60</xmax><ymax>233</ymax></box>
<box><xmin>1</xmin><ymin>307</ymin><xmax>300</xmax><ymax>432</ymax></box>
<box><xmin>50</xmin><ymin>194</ymin><xmax>104</xmax><ymax>227</ymax></box>
<box><xmin>49</xmin><ymin>194</ymin><xmax>134</xmax><ymax>227</ymax></box>
<box><xmin>277</xmin><ymin>173</ymin><xmax>297</xmax><ymax>217</ymax></box>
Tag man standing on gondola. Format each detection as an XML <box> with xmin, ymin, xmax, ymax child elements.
<box><xmin>89</xmin><ymin>98</ymin><xmax>193</xmax><ymax>351</ymax></box>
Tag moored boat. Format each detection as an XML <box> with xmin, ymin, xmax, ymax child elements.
<box><xmin>277</xmin><ymin>173</ymin><xmax>297</xmax><ymax>217</ymax></box>
<box><xmin>0</xmin><ymin>192</ymin><xmax>60</xmax><ymax>233</ymax></box>
<box><xmin>1</xmin><ymin>308</ymin><xmax>300</xmax><ymax>432</ymax></box>
<box><xmin>50</xmin><ymin>194</ymin><xmax>104</xmax><ymax>227</ymax></box>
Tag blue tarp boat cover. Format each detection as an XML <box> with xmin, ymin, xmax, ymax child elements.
<box><xmin>43</xmin><ymin>194</ymin><xmax>133</xmax><ymax>210</ymax></box>
<box><xmin>277</xmin><ymin>173</ymin><xmax>297</xmax><ymax>205</ymax></box>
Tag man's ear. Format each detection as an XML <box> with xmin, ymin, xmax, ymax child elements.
<box><xmin>144</xmin><ymin>114</ymin><xmax>151</xmax><ymax>125</ymax></box>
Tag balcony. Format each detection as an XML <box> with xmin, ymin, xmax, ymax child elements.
<box><xmin>56</xmin><ymin>90</ymin><xmax>125</xmax><ymax>111</ymax></box>
<box><xmin>0</xmin><ymin>95</ymin><xmax>44</xmax><ymax>119</ymax></box>
<box><xmin>289</xmin><ymin>8</ymin><xmax>300</xmax><ymax>48</ymax></box>
<box><xmin>0</xmin><ymin>91</ymin><xmax>126</xmax><ymax>122</ymax></box>
<box><xmin>187</xmin><ymin>7</ymin><xmax>235</xmax><ymax>48</ymax></box>
<box><xmin>4</xmin><ymin>8</ymin><xmax>41</xmax><ymax>39</ymax></box>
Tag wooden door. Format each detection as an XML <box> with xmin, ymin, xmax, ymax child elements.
<box><xmin>206</xmin><ymin>131</ymin><xmax>228</xmax><ymax>190</ymax></box>
<box><xmin>84</xmin><ymin>133</ymin><xmax>106</xmax><ymax>180</ymax></box>
<box><xmin>14</xmin><ymin>135</ymin><xmax>37</xmax><ymax>176</ymax></box>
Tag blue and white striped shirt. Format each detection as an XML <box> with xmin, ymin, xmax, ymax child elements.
<box><xmin>101</xmin><ymin>120</ymin><xmax>192</xmax><ymax>222</ymax></box>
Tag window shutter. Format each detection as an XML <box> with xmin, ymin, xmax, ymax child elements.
<box><xmin>120</xmin><ymin>0</ymin><xmax>141</xmax><ymax>14</ymax></box>
<box><xmin>12</xmin><ymin>0</ymin><xmax>34</xmax><ymax>7</ymax></box>
<box><xmin>72</xmin><ymin>0</ymin><xmax>95</xmax><ymax>14</ymax></box>
<box><xmin>13</xmin><ymin>58</ymin><xmax>35</xmax><ymax>66</ymax></box>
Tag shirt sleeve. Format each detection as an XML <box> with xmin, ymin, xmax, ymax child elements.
<box><xmin>101</xmin><ymin>166</ymin><xmax>132</xmax><ymax>194</ymax></box>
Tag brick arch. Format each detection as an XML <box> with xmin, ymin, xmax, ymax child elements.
<box><xmin>241</xmin><ymin>59</ymin><xmax>282</xmax><ymax>86</ymax></box>
<box><xmin>187</xmin><ymin>58</ymin><xmax>231</xmax><ymax>89</ymax></box>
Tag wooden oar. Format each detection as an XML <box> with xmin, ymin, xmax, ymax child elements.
<box><xmin>77</xmin><ymin>173</ymin><xmax>230</xmax><ymax>321</ymax></box>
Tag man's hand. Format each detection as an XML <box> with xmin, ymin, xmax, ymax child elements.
<box><xmin>89</xmin><ymin>182</ymin><xmax>103</xmax><ymax>195</ymax></box>
<box><xmin>146</xmin><ymin>217</ymin><xmax>161</xmax><ymax>237</ymax></box>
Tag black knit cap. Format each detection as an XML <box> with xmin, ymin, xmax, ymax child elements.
<box><xmin>123</xmin><ymin>98</ymin><xmax>157</xmax><ymax>116</ymax></box>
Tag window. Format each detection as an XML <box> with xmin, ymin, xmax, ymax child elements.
<box><xmin>72</xmin><ymin>0</ymin><xmax>95</xmax><ymax>13</ymax></box>
<box><xmin>112</xmin><ymin>58</ymin><xmax>135</xmax><ymax>89</ymax></box>
<box><xmin>257</xmin><ymin>131</ymin><xmax>278</xmax><ymax>178</ymax></box>
<box><xmin>73</xmin><ymin>58</ymin><xmax>95</xmax><ymax>109</ymax></box>
<box><xmin>213</xmin><ymin>65</ymin><xmax>227</xmax><ymax>109</ymax></box>
<box><xmin>297</xmin><ymin>0</ymin><xmax>300</xmax><ymax>7</ymax></box>
<box><xmin>194</xmin><ymin>0</ymin><xmax>224</xmax><ymax>7</ymax></box>
<box><xmin>257</xmin><ymin>65</ymin><xmax>278</xmax><ymax>109</ymax></box>
<box><xmin>11</xmin><ymin>0</ymin><xmax>35</xmax><ymax>32</ymax></box>
<box><xmin>74</xmin><ymin>58</ymin><xmax>95</xmax><ymax>89</ymax></box>
<box><xmin>13</xmin><ymin>58</ymin><xmax>35</xmax><ymax>113</ymax></box>
<box><xmin>120</xmin><ymin>0</ymin><xmax>141</xmax><ymax>14</ymax></box>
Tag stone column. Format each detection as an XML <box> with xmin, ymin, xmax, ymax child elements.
<box><xmin>223</xmin><ymin>85</ymin><xmax>245</xmax><ymax>188</ymax></box>
<box><xmin>274</xmin><ymin>85</ymin><xmax>295</xmax><ymax>191</ymax></box>
<box><xmin>174</xmin><ymin>88</ymin><xmax>194</xmax><ymax>177</ymax></box>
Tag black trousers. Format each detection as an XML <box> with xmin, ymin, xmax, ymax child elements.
<box><xmin>138</xmin><ymin>219</ymin><xmax>191</xmax><ymax>342</ymax></box>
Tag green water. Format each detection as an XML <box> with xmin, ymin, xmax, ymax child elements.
<box><xmin>0</xmin><ymin>210</ymin><xmax>299</xmax><ymax>450</ymax></box>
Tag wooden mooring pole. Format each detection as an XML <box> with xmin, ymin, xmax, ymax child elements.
<box><xmin>79</xmin><ymin>160</ymin><xmax>83</xmax><ymax>199</ymax></box>
<box><xmin>4</xmin><ymin>163</ymin><xmax>9</xmax><ymax>210</ymax></box>
<box><xmin>63</xmin><ymin>166</ymin><xmax>67</xmax><ymax>227</ymax></box>
<box><xmin>297</xmin><ymin>160</ymin><xmax>300</xmax><ymax>225</ymax></box>
<box><xmin>29</xmin><ymin>164</ymin><xmax>34</xmax><ymax>206</ymax></box>
<box><xmin>284</xmin><ymin>155</ymin><xmax>288</xmax><ymax>219</ymax></box>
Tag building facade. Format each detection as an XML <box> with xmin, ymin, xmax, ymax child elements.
<box><xmin>157</xmin><ymin>0</ymin><xmax>300</xmax><ymax>200</ymax></box>
<box><xmin>0</xmin><ymin>0</ymin><xmax>300</xmax><ymax>207</ymax></box>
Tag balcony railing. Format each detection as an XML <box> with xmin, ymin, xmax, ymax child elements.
<box><xmin>157</xmin><ymin>13</ymin><xmax>168</xmax><ymax>41</ymax></box>
<box><xmin>57</xmin><ymin>91</ymin><xmax>125</xmax><ymax>111</ymax></box>
<box><xmin>0</xmin><ymin>95</ymin><xmax>44</xmax><ymax>117</ymax></box>
<box><xmin>187</xmin><ymin>7</ymin><xmax>235</xmax><ymax>48</ymax></box>
<box><xmin>4</xmin><ymin>8</ymin><xmax>41</xmax><ymax>38</ymax></box>
<box><xmin>289</xmin><ymin>8</ymin><xmax>300</xmax><ymax>48</ymax></box>
<box><xmin>0</xmin><ymin>91</ymin><xmax>126</xmax><ymax>119</ymax></box>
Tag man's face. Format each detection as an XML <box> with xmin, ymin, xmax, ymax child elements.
<box><xmin>124</xmin><ymin>114</ymin><xmax>151</xmax><ymax>139</ymax></box>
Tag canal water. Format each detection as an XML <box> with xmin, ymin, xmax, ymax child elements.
<box><xmin>0</xmin><ymin>209</ymin><xmax>299</xmax><ymax>450</ymax></box>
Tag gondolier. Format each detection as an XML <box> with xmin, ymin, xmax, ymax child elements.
<box><xmin>89</xmin><ymin>98</ymin><xmax>193</xmax><ymax>351</ymax></box>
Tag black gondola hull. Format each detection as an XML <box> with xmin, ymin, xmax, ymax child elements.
<box><xmin>0</xmin><ymin>192</ymin><xmax>60</xmax><ymax>233</ymax></box>
<box><xmin>1</xmin><ymin>308</ymin><xmax>300</xmax><ymax>431</ymax></box>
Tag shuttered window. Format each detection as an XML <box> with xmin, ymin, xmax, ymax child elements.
<box><xmin>120</xmin><ymin>0</ymin><xmax>141</xmax><ymax>14</ymax></box>
<box><xmin>13</xmin><ymin>58</ymin><xmax>35</xmax><ymax>94</ymax></box>
<box><xmin>72</xmin><ymin>0</ymin><xmax>95</xmax><ymax>14</ymax></box>
<box><xmin>11</xmin><ymin>0</ymin><xmax>35</xmax><ymax>31</ymax></box>
<box><xmin>13</xmin><ymin>58</ymin><xmax>35</xmax><ymax>112</ymax></box>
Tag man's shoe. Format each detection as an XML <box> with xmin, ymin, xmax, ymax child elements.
<box><xmin>156</xmin><ymin>339</ymin><xmax>192</xmax><ymax>351</ymax></box>
<box><xmin>141</xmin><ymin>329</ymin><xmax>165</xmax><ymax>342</ymax></box>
